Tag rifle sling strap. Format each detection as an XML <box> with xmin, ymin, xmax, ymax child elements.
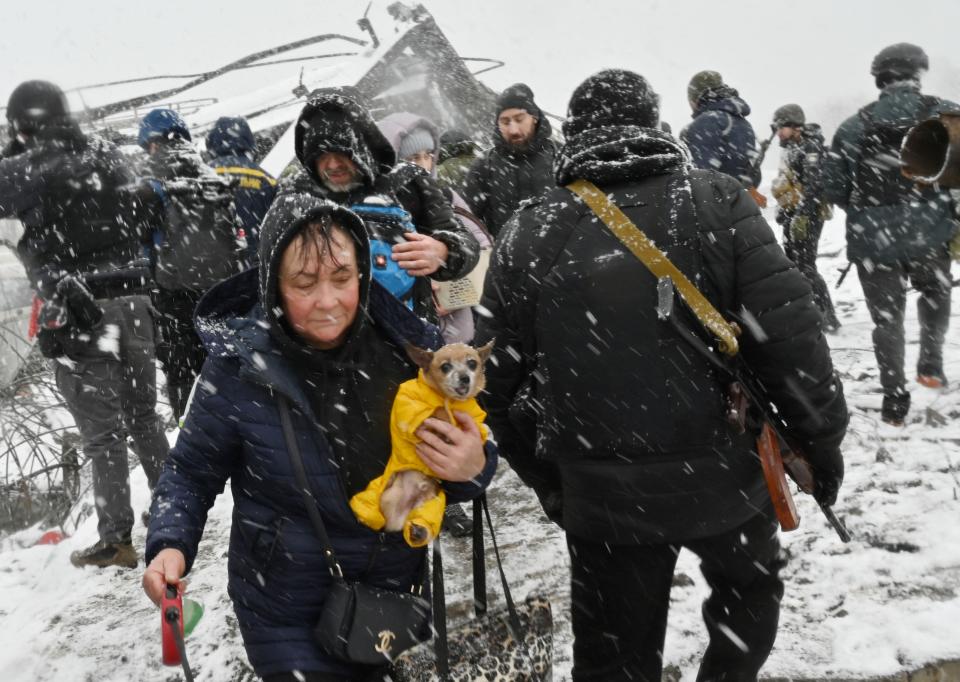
<box><xmin>566</xmin><ymin>178</ymin><xmax>740</xmax><ymax>356</ymax></box>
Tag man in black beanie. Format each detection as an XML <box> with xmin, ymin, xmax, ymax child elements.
<box><xmin>464</xmin><ymin>82</ymin><xmax>556</xmax><ymax>238</ymax></box>
<box><xmin>476</xmin><ymin>69</ymin><xmax>848</xmax><ymax>681</ymax></box>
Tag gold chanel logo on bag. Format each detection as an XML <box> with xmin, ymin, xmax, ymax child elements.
<box><xmin>375</xmin><ymin>629</ymin><xmax>396</xmax><ymax>655</ymax></box>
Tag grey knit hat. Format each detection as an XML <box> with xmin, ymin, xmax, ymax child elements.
<box><xmin>397</xmin><ymin>127</ymin><xmax>435</xmax><ymax>160</ymax></box>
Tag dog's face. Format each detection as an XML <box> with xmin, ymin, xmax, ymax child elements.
<box><xmin>405</xmin><ymin>340</ymin><xmax>495</xmax><ymax>401</ymax></box>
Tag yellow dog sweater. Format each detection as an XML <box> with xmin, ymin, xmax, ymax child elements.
<box><xmin>349</xmin><ymin>370</ymin><xmax>488</xmax><ymax>547</ymax></box>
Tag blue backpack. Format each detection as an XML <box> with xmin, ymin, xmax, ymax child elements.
<box><xmin>349</xmin><ymin>202</ymin><xmax>417</xmax><ymax>307</ymax></box>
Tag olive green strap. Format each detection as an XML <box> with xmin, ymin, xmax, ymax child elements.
<box><xmin>566</xmin><ymin>178</ymin><xmax>740</xmax><ymax>356</ymax></box>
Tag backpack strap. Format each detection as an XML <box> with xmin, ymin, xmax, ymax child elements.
<box><xmin>566</xmin><ymin>178</ymin><xmax>741</xmax><ymax>356</ymax></box>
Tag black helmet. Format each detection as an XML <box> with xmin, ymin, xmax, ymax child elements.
<box><xmin>6</xmin><ymin>80</ymin><xmax>69</xmax><ymax>134</ymax></box>
<box><xmin>772</xmin><ymin>103</ymin><xmax>805</xmax><ymax>129</ymax></box>
<box><xmin>871</xmin><ymin>43</ymin><xmax>929</xmax><ymax>86</ymax></box>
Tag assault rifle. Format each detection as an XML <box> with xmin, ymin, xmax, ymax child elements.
<box><xmin>656</xmin><ymin>276</ymin><xmax>851</xmax><ymax>542</ymax></box>
<box><xmin>751</xmin><ymin>129</ymin><xmax>776</xmax><ymax>181</ymax></box>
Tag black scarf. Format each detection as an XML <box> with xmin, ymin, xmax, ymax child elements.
<box><xmin>555</xmin><ymin>124</ymin><xmax>688</xmax><ymax>186</ymax></box>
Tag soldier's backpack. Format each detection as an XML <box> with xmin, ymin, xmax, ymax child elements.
<box><xmin>151</xmin><ymin>173</ymin><xmax>245</xmax><ymax>292</ymax></box>
<box><xmin>854</xmin><ymin>95</ymin><xmax>941</xmax><ymax>207</ymax></box>
<box><xmin>349</xmin><ymin>200</ymin><xmax>417</xmax><ymax>308</ymax></box>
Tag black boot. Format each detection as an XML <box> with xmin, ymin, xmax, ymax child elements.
<box><xmin>881</xmin><ymin>391</ymin><xmax>910</xmax><ymax>427</ymax></box>
<box><xmin>70</xmin><ymin>538</ymin><xmax>138</xmax><ymax>569</ymax></box>
<box><xmin>442</xmin><ymin>503</ymin><xmax>473</xmax><ymax>538</ymax></box>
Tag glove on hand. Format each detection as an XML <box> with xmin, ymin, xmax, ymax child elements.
<box><xmin>57</xmin><ymin>275</ymin><xmax>104</xmax><ymax>331</ymax></box>
<box><xmin>790</xmin><ymin>215</ymin><xmax>810</xmax><ymax>241</ymax></box>
<box><xmin>812</xmin><ymin>447</ymin><xmax>844</xmax><ymax>507</ymax></box>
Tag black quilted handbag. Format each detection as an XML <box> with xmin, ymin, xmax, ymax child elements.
<box><xmin>392</xmin><ymin>495</ymin><xmax>554</xmax><ymax>681</ymax></box>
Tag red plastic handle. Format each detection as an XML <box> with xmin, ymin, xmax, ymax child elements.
<box><xmin>161</xmin><ymin>584</ymin><xmax>184</xmax><ymax>666</ymax></box>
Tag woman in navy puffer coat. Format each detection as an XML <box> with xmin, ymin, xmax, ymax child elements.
<box><xmin>142</xmin><ymin>193</ymin><xmax>497</xmax><ymax>681</ymax></box>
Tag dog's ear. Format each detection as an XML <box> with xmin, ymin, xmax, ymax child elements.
<box><xmin>403</xmin><ymin>342</ymin><xmax>435</xmax><ymax>370</ymax></box>
<box><xmin>476</xmin><ymin>338</ymin><xmax>495</xmax><ymax>363</ymax></box>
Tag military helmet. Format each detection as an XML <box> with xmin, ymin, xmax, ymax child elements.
<box><xmin>871</xmin><ymin>43</ymin><xmax>929</xmax><ymax>81</ymax></box>
<box><xmin>137</xmin><ymin>108</ymin><xmax>192</xmax><ymax>149</ymax></box>
<box><xmin>6</xmin><ymin>80</ymin><xmax>69</xmax><ymax>134</ymax></box>
<box><xmin>772</xmin><ymin>103</ymin><xmax>805</xmax><ymax>129</ymax></box>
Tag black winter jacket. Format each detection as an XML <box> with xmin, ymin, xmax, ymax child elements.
<box><xmin>476</xmin><ymin>124</ymin><xmax>847</xmax><ymax>544</ymax></box>
<box><xmin>0</xmin><ymin>122</ymin><xmax>142</xmax><ymax>296</ymax></box>
<box><xmin>464</xmin><ymin>116</ymin><xmax>557</xmax><ymax>238</ymax></box>
<box><xmin>823</xmin><ymin>83</ymin><xmax>960</xmax><ymax>265</ymax></box>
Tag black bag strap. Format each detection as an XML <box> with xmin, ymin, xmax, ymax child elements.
<box><xmin>471</xmin><ymin>497</ymin><xmax>486</xmax><ymax>616</ymax></box>
<box><xmin>279</xmin><ymin>394</ymin><xmax>430</xmax><ymax>592</ymax></box>
<box><xmin>277</xmin><ymin>394</ymin><xmax>345</xmax><ymax>580</ymax></box>
<box><xmin>431</xmin><ymin>540</ymin><xmax>449</xmax><ymax>677</ymax></box>
<box><xmin>432</xmin><ymin>494</ymin><xmax>522</xmax><ymax>678</ymax></box>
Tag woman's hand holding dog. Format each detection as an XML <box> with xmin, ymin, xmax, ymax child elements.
<box><xmin>415</xmin><ymin>411</ymin><xmax>485</xmax><ymax>481</ymax></box>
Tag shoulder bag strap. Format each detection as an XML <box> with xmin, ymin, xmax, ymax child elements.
<box><xmin>276</xmin><ymin>394</ymin><xmax>344</xmax><ymax>580</ymax></box>
<box><xmin>433</xmin><ymin>493</ymin><xmax>522</xmax><ymax>677</ymax></box>
<box><xmin>566</xmin><ymin>178</ymin><xmax>741</xmax><ymax>357</ymax></box>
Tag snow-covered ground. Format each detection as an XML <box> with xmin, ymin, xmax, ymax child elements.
<box><xmin>0</xmin><ymin>209</ymin><xmax>958</xmax><ymax>681</ymax></box>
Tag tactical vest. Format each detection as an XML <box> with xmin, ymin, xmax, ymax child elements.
<box><xmin>39</xmin><ymin>150</ymin><xmax>140</xmax><ymax>274</ymax></box>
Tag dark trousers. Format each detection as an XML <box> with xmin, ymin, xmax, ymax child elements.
<box><xmin>783</xmin><ymin>219</ymin><xmax>837</xmax><ymax>324</ymax></box>
<box><xmin>856</xmin><ymin>248</ymin><xmax>952</xmax><ymax>393</ymax></box>
<box><xmin>567</xmin><ymin>509</ymin><xmax>785</xmax><ymax>682</ymax></box>
<box><xmin>54</xmin><ymin>296</ymin><xmax>168</xmax><ymax>543</ymax></box>
<box><xmin>151</xmin><ymin>287</ymin><xmax>206</xmax><ymax>421</ymax></box>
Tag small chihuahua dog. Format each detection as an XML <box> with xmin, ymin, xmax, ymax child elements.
<box><xmin>349</xmin><ymin>340</ymin><xmax>494</xmax><ymax>547</ymax></box>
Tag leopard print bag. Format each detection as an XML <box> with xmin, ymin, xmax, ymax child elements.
<box><xmin>392</xmin><ymin>496</ymin><xmax>554</xmax><ymax>681</ymax></box>
<box><xmin>392</xmin><ymin>594</ymin><xmax>552</xmax><ymax>681</ymax></box>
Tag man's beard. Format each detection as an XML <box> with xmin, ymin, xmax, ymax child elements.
<box><xmin>320</xmin><ymin>172</ymin><xmax>364</xmax><ymax>194</ymax></box>
<box><xmin>505</xmin><ymin>134</ymin><xmax>534</xmax><ymax>152</ymax></box>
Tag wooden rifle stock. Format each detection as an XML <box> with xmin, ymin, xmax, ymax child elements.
<box><xmin>754</xmin><ymin>421</ymin><xmax>819</xmax><ymax>532</ymax></box>
<box><xmin>759</xmin><ymin>416</ymin><xmax>850</xmax><ymax>542</ymax></box>
<box><xmin>756</xmin><ymin>423</ymin><xmax>801</xmax><ymax>531</ymax></box>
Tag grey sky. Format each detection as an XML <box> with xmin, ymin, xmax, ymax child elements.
<box><xmin>2</xmin><ymin>0</ymin><xmax>957</xmax><ymax>136</ymax></box>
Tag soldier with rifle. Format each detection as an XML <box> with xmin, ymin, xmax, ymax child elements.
<box><xmin>770</xmin><ymin>103</ymin><xmax>841</xmax><ymax>331</ymax></box>
<box><xmin>477</xmin><ymin>69</ymin><xmax>849</xmax><ymax>682</ymax></box>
